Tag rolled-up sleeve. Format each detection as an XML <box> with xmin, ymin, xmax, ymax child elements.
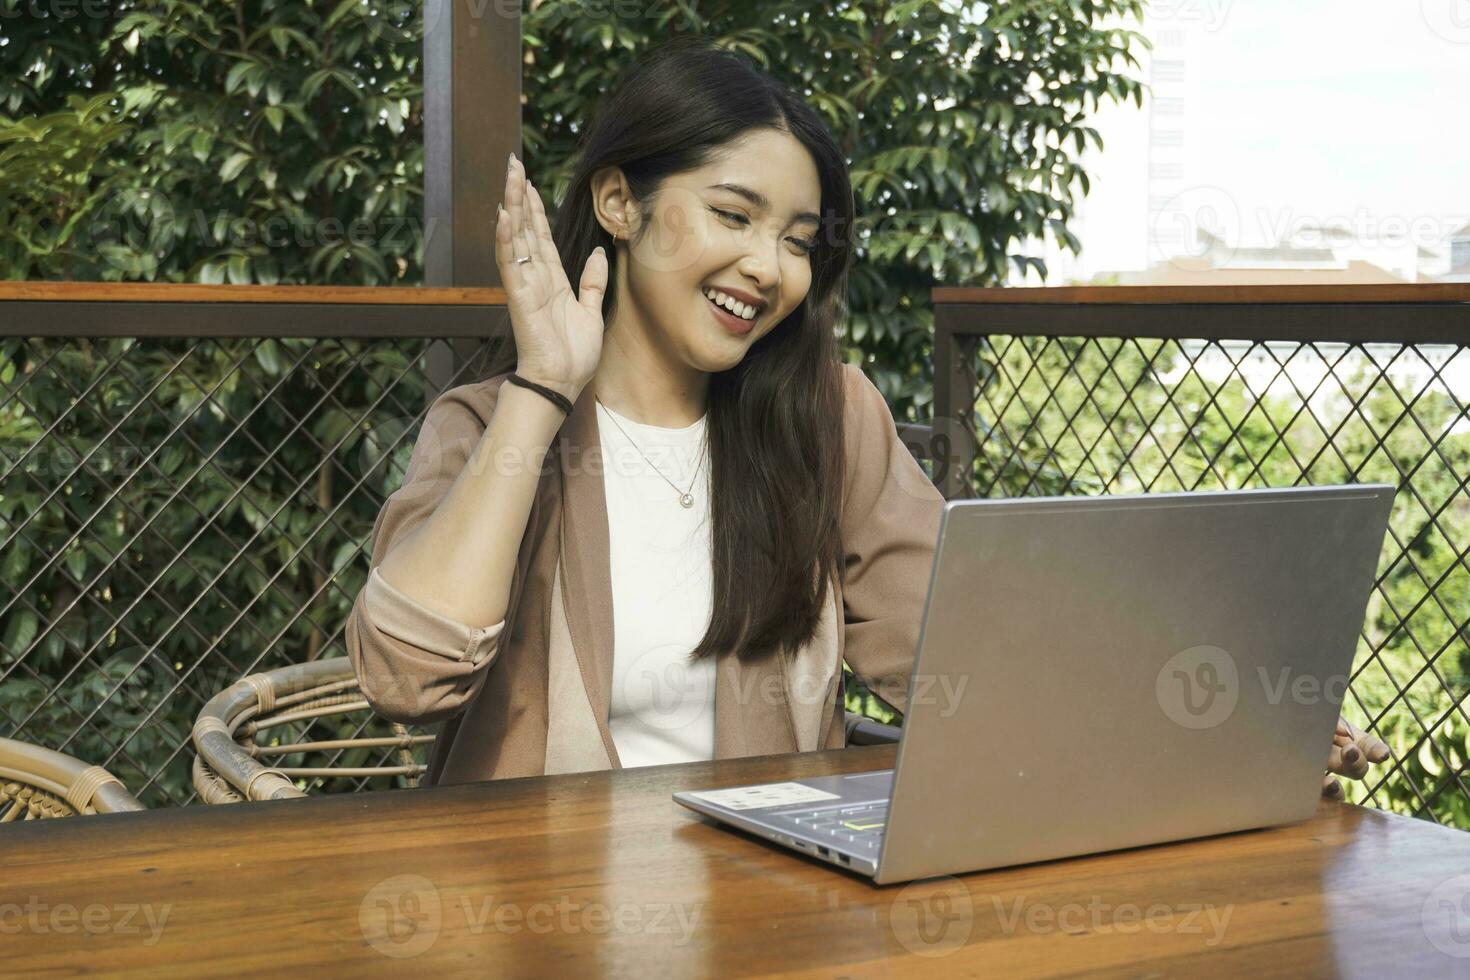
<box><xmin>346</xmin><ymin>382</ymin><xmax>511</xmax><ymax>725</ymax></box>
<box><xmin>838</xmin><ymin>364</ymin><xmax>946</xmax><ymax>716</ymax></box>
<box><xmin>361</xmin><ymin>566</ymin><xmax>504</xmax><ymax>666</ymax></box>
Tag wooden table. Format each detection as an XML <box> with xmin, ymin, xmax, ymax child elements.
<box><xmin>5</xmin><ymin>745</ymin><xmax>1469</xmax><ymax>977</ymax></box>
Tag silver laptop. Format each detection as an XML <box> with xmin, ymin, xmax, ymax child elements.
<box><xmin>674</xmin><ymin>484</ymin><xmax>1396</xmax><ymax>884</ymax></box>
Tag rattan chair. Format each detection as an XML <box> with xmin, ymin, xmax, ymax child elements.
<box><xmin>844</xmin><ymin>712</ymin><xmax>901</xmax><ymax>746</ymax></box>
<box><xmin>0</xmin><ymin>738</ymin><xmax>145</xmax><ymax>820</ymax></box>
<box><xmin>191</xmin><ymin>658</ymin><xmax>432</xmax><ymax>804</ymax></box>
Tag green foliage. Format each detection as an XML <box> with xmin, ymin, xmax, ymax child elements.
<box><xmin>1</xmin><ymin>1</ymin><xmax>1149</xmax><ymax>801</ymax></box>
<box><xmin>0</xmin><ymin>334</ymin><xmax>436</xmax><ymax>805</ymax></box>
<box><xmin>5</xmin><ymin>6</ymin><xmax>1458</xmax><ymax>824</ymax></box>
<box><xmin>0</xmin><ymin>93</ymin><xmax>137</xmax><ymax>275</ymax></box>
<box><xmin>521</xmin><ymin>0</ymin><xmax>1148</xmax><ymax>417</ymax></box>
<box><xmin>2</xmin><ymin>0</ymin><xmax>1148</xmax><ymax>409</ymax></box>
<box><xmin>0</xmin><ymin>0</ymin><xmax>424</xmax><ymax>284</ymax></box>
<box><xmin>844</xmin><ymin>668</ymin><xmax>902</xmax><ymax>726</ymax></box>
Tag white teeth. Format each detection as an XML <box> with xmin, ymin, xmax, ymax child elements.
<box><xmin>703</xmin><ymin>288</ymin><xmax>757</xmax><ymax>320</ymax></box>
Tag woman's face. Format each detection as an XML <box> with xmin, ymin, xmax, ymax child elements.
<box><xmin>594</xmin><ymin>127</ymin><xmax>824</xmax><ymax>374</ymax></box>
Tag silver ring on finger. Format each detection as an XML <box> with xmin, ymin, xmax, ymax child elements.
<box><xmin>516</xmin><ymin>255</ymin><xmax>532</xmax><ymax>264</ymax></box>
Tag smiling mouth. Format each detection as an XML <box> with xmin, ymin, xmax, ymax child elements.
<box><xmin>702</xmin><ymin>287</ymin><xmax>764</xmax><ymax>321</ymax></box>
<box><xmin>703</xmin><ymin>291</ymin><xmax>759</xmax><ymax>334</ymax></box>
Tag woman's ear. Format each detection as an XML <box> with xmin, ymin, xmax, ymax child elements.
<box><xmin>589</xmin><ymin>166</ymin><xmax>637</xmax><ymax>241</ymax></box>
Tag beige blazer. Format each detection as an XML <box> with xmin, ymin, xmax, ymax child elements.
<box><xmin>346</xmin><ymin>364</ymin><xmax>945</xmax><ymax>786</ymax></box>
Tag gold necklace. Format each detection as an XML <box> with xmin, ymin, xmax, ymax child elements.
<box><xmin>596</xmin><ymin>398</ymin><xmax>708</xmax><ymax>508</ymax></box>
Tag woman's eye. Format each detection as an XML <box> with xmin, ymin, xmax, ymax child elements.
<box><xmin>711</xmin><ymin>207</ymin><xmax>816</xmax><ymax>256</ymax></box>
<box><xmin>710</xmin><ymin>207</ymin><xmax>748</xmax><ymax>226</ymax></box>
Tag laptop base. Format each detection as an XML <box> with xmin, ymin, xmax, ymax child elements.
<box><xmin>674</xmin><ymin>771</ymin><xmax>894</xmax><ymax>877</ymax></box>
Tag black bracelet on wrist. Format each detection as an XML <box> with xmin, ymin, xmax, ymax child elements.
<box><xmin>506</xmin><ymin>372</ymin><xmax>575</xmax><ymax>416</ymax></box>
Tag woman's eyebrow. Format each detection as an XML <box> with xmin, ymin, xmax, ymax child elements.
<box><xmin>706</xmin><ymin>182</ymin><xmax>821</xmax><ymax>225</ymax></box>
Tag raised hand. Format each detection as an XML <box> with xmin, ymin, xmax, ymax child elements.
<box><xmin>495</xmin><ymin>152</ymin><xmax>608</xmax><ymax>401</ymax></box>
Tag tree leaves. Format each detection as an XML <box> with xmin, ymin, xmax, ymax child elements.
<box><xmin>218</xmin><ymin>150</ymin><xmax>251</xmax><ymax>182</ymax></box>
<box><xmin>224</xmin><ymin>59</ymin><xmax>268</xmax><ymax>99</ymax></box>
<box><xmin>518</xmin><ymin>0</ymin><xmax>1147</xmax><ymax>421</ymax></box>
<box><xmin>0</xmin><ymin>0</ymin><xmax>1152</xmax><ymax>800</ymax></box>
<box><xmin>1</xmin><ymin>0</ymin><xmax>425</xmax><ymax>285</ymax></box>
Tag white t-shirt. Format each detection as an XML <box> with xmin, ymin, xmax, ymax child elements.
<box><xmin>598</xmin><ymin>399</ymin><xmax>717</xmax><ymax>768</ymax></box>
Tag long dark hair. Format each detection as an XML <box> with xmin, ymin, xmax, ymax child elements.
<box><xmin>502</xmin><ymin>37</ymin><xmax>854</xmax><ymax>661</ymax></box>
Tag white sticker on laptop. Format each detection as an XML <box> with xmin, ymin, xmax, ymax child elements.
<box><xmin>687</xmin><ymin>782</ymin><xmax>842</xmax><ymax>811</ymax></box>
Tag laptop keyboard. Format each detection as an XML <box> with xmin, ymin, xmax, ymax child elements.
<box><xmin>772</xmin><ymin>802</ymin><xmax>889</xmax><ymax>845</ymax></box>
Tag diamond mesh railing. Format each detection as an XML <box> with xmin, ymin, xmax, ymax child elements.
<box><xmin>0</xmin><ymin>285</ymin><xmax>505</xmax><ymax>807</ymax></box>
<box><xmin>12</xmin><ymin>283</ymin><xmax>1467</xmax><ymax>822</ymax></box>
<box><xmin>933</xmin><ymin>287</ymin><xmax>1470</xmax><ymax>828</ymax></box>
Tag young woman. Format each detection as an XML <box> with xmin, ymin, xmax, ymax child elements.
<box><xmin>346</xmin><ymin>38</ymin><xmax>1387</xmax><ymax>797</ymax></box>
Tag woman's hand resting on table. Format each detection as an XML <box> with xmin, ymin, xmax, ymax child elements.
<box><xmin>1321</xmin><ymin>716</ymin><xmax>1391</xmax><ymax>800</ymax></box>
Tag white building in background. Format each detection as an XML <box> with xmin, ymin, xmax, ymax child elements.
<box><xmin>996</xmin><ymin>6</ymin><xmax>1470</xmax><ymax>433</ymax></box>
<box><xmin>1106</xmin><ymin>226</ymin><xmax>1408</xmax><ymax>287</ymax></box>
<box><xmin>1004</xmin><ymin>8</ymin><xmax>1467</xmax><ymax>287</ymax></box>
<box><xmin>1442</xmin><ymin>224</ymin><xmax>1470</xmax><ymax>282</ymax></box>
<box><xmin>1007</xmin><ymin>4</ymin><xmax>1207</xmax><ymax>285</ymax></box>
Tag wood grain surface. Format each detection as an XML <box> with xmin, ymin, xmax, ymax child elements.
<box><xmin>0</xmin><ymin>281</ymin><xmax>504</xmax><ymax>304</ymax></box>
<box><xmin>10</xmin><ymin>281</ymin><xmax>1468</xmax><ymax>307</ymax></box>
<box><xmin>932</xmin><ymin>283</ymin><xmax>1470</xmax><ymax>304</ymax></box>
<box><xmin>4</xmin><ymin>745</ymin><xmax>1469</xmax><ymax>978</ymax></box>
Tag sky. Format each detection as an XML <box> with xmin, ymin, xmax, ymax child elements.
<box><xmin>1188</xmin><ymin>0</ymin><xmax>1470</xmax><ymax>223</ymax></box>
<box><xmin>1059</xmin><ymin>0</ymin><xmax>1470</xmax><ymax>277</ymax></box>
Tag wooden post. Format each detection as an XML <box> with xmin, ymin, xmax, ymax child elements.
<box><xmin>422</xmin><ymin>0</ymin><xmax>521</xmax><ymax>407</ymax></box>
<box><xmin>932</xmin><ymin>303</ymin><xmax>978</xmax><ymax>499</ymax></box>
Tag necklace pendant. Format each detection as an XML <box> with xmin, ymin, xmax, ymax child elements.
<box><xmin>679</xmin><ymin>493</ymin><xmax>694</xmax><ymax>509</ymax></box>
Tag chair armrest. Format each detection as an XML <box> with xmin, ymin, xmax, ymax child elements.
<box><xmin>843</xmin><ymin>711</ymin><xmax>902</xmax><ymax>746</ymax></box>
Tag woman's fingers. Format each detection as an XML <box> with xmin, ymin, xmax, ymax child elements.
<box><xmin>509</xmin><ymin>159</ymin><xmax>535</xmax><ymax>275</ymax></box>
<box><xmin>517</xmin><ymin>174</ymin><xmax>608</xmax><ymax>322</ymax></box>
<box><xmin>495</xmin><ymin>203</ymin><xmax>522</xmax><ymax>290</ymax></box>
<box><xmin>1321</xmin><ymin>773</ymin><xmax>1345</xmax><ymax>800</ymax></box>
<box><xmin>495</xmin><ymin>154</ymin><xmax>522</xmax><ymax>290</ymax></box>
<box><xmin>524</xmin><ymin>180</ymin><xmax>570</xmax><ymax>293</ymax></box>
<box><xmin>578</xmin><ymin>246</ymin><xmax>608</xmax><ymax>316</ymax></box>
<box><xmin>496</xmin><ymin>153</ymin><xmax>605</xmax><ymax>366</ymax></box>
<box><xmin>1341</xmin><ymin>717</ymin><xmax>1392</xmax><ymax>764</ymax></box>
<box><xmin>1326</xmin><ymin>716</ymin><xmax>1391</xmax><ymax>781</ymax></box>
<box><xmin>1327</xmin><ymin>740</ymin><xmax>1370</xmax><ymax>780</ymax></box>
<box><xmin>496</xmin><ymin>154</ymin><xmax>514</xmax><ymax>283</ymax></box>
